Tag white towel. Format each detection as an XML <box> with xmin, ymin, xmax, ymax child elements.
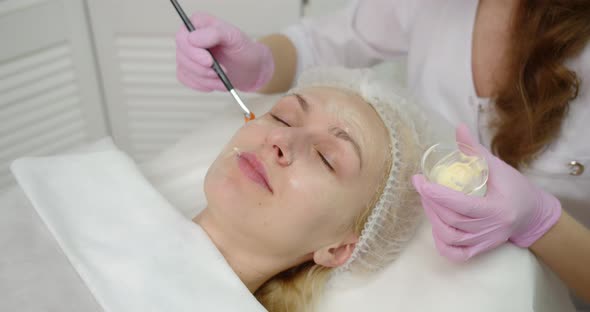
<box><xmin>11</xmin><ymin>147</ymin><xmax>265</xmax><ymax>312</ymax></box>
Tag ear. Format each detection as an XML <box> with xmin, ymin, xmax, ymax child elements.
<box><xmin>312</xmin><ymin>233</ymin><xmax>358</xmax><ymax>268</ymax></box>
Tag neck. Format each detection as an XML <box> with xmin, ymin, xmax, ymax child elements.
<box><xmin>194</xmin><ymin>208</ymin><xmax>309</xmax><ymax>292</ymax></box>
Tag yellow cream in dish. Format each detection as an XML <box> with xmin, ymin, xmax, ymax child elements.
<box><xmin>430</xmin><ymin>153</ymin><xmax>485</xmax><ymax>193</ymax></box>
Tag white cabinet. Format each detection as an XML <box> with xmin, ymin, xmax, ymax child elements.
<box><xmin>0</xmin><ymin>0</ymin><xmax>107</xmax><ymax>191</ymax></box>
<box><xmin>86</xmin><ymin>0</ymin><xmax>302</xmax><ymax>161</ymax></box>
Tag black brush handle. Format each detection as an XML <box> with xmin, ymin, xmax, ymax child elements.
<box><xmin>170</xmin><ymin>0</ymin><xmax>235</xmax><ymax>91</ymax></box>
<box><xmin>170</xmin><ymin>0</ymin><xmax>195</xmax><ymax>31</ymax></box>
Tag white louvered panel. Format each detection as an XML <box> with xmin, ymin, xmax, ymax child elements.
<box><xmin>0</xmin><ymin>106</ymin><xmax>84</xmax><ymax>154</ymax></box>
<box><xmin>129</xmin><ymin>119</ymin><xmax>207</xmax><ymax>131</ymax></box>
<box><xmin>130</xmin><ymin>131</ymin><xmax>191</xmax><ymax>143</ymax></box>
<box><xmin>0</xmin><ymin>47</ymin><xmax>76</xmax><ymax>106</ymax></box>
<box><xmin>128</xmin><ymin>118</ymin><xmax>211</xmax><ymax>162</ymax></box>
<box><xmin>0</xmin><ymin>118</ymin><xmax>86</xmax><ymax>167</ymax></box>
<box><xmin>1</xmin><ymin>70</ymin><xmax>75</xmax><ymax>106</ymax></box>
<box><xmin>129</xmin><ymin>110</ymin><xmax>212</xmax><ymax>122</ymax></box>
<box><xmin>0</xmin><ymin>42</ymin><xmax>89</xmax><ymax>190</ymax></box>
<box><xmin>127</xmin><ymin>97</ymin><xmax>224</xmax><ymax>111</ymax></box>
<box><xmin>0</xmin><ymin>0</ymin><xmax>108</xmax><ymax>192</ymax></box>
<box><xmin>116</xmin><ymin>35</ymin><xmax>238</xmax><ymax>161</ymax></box>
<box><xmin>0</xmin><ymin>116</ymin><xmax>84</xmax><ymax>167</ymax></box>
<box><xmin>123</xmin><ymin>75</ymin><xmax>177</xmax><ymax>85</ymax></box>
<box><xmin>86</xmin><ymin>0</ymin><xmax>300</xmax><ymax>162</ymax></box>
<box><xmin>0</xmin><ymin>44</ymin><xmax>69</xmax><ymax>77</ymax></box>
<box><xmin>1</xmin><ymin>84</ymin><xmax>77</xmax><ymax>115</ymax></box>
<box><xmin>0</xmin><ymin>58</ymin><xmax>74</xmax><ymax>94</ymax></box>
<box><xmin>125</xmin><ymin>86</ymin><xmax>199</xmax><ymax>98</ymax></box>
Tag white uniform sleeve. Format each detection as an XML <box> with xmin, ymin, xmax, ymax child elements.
<box><xmin>282</xmin><ymin>0</ymin><xmax>416</xmax><ymax>80</ymax></box>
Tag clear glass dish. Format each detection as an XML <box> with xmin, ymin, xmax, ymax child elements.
<box><xmin>421</xmin><ymin>142</ymin><xmax>488</xmax><ymax>196</ymax></box>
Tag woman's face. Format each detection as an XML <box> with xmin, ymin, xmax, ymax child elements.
<box><xmin>204</xmin><ymin>87</ymin><xmax>390</xmax><ymax>266</ymax></box>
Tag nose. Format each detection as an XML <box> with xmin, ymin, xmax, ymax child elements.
<box><xmin>273</xmin><ymin>145</ymin><xmax>290</xmax><ymax>166</ymax></box>
<box><xmin>266</xmin><ymin>128</ymin><xmax>303</xmax><ymax>167</ymax></box>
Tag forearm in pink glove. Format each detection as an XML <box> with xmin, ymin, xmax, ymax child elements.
<box><xmin>175</xmin><ymin>12</ymin><xmax>274</xmax><ymax>92</ymax></box>
<box><xmin>411</xmin><ymin>124</ymin><xmax>562</xmax><ymax>261</ymax></box>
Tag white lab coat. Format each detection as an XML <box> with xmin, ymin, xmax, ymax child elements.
<box><xmin>283</xmin><ymin>0</ymin><xmax>590</xmax><ymax>229</ymax></box>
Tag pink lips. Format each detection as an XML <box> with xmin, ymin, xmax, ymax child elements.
<box><xmin>237</xmin><ymin>152</ymin><xmax>273</xmax><ymax>193</ymax></box>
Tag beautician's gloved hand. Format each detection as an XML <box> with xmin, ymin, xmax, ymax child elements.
<box><xmin>175</xmin><ymin>12</ymin><xmax>274</xmax><ymax>92</ymax></box>
<box><xmin>412</xmin><ymin>124</ymin><xmax>562</xmax><ymax>261</ymax></box>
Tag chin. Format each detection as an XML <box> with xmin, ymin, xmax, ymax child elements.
<box><xmin>204</xmin><ymin>165</ymin><xmax>246</xmax><ymax>214</ymax></box>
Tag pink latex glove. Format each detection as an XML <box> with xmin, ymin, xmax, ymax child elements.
<box><xmin>175</xmin><ymin>12</ymin><xmax>274</xmax><ymax>92</ymax></box>
<box><xmin>412</xmin><ymin>124</ymin><xmax>562</xmax><ymax>261</ymax></box>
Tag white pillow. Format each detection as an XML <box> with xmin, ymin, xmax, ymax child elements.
<box><xmin>319</xmin><ymin>221</ymin><xmax>574</xmax><ymax>311</ymax></box>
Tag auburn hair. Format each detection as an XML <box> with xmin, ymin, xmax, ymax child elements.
<box><xmin>492</xmin><ymin>0</ymin><xmax>590</xmax><ymax>169</ymax></box>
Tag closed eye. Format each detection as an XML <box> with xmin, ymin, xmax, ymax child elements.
<box><xmin>317</xmin><ymin>151</ymin><xmax>335</xmax><ymax>171</ymax></box>
<box><xmin>271</xmin><ymin>114</ymin><xmax>291</xmax><ymax>127</ymax></box>
<box><xmin>270</xmin><ymin>113</ymin><xmax>334</xmax><ymax>172</ymax></box>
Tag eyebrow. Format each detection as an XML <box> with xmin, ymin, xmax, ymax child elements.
<box><xmin>292</xmin><ymin>93</ymin><xmax>310</xmax><ymax>112</ymax></box>
<box><xmin>330</xmin><ymin>127</ymin><xmax>363</xmax><ymax>169</ymax></box>
<box><xmin>291</xmin><ymin>93</ymin><xmax>363</xmax><ymax>169</ymax></box>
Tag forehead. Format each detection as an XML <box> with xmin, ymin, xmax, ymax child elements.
<box><xmin>303</xmin><ymin>86</ymin><xmax>365</xmax><ymax>110</ymax></box>
<box><xmin>297</xmin><ymin>87</ymin><xmax>375</xmax><ymax>126</ymax></box>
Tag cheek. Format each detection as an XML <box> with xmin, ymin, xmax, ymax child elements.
<box><xmin>286</xmin><ymin>175</ymin><xmax>303</xmax><ymax>191</ymax></box>
<box><xmin>281</xmin><ymin>172</ymin><xmax>346</xmax><ymax>226</ymax></box>
<box><xmin>203</xmin><ymin>158</ymin><xmax>270</xmax><ymax>227</ymax></box>
<box><xmin>223</xmin><ymin>120</ymin><xmax>270</xmax><ymax>149</ymax></box>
